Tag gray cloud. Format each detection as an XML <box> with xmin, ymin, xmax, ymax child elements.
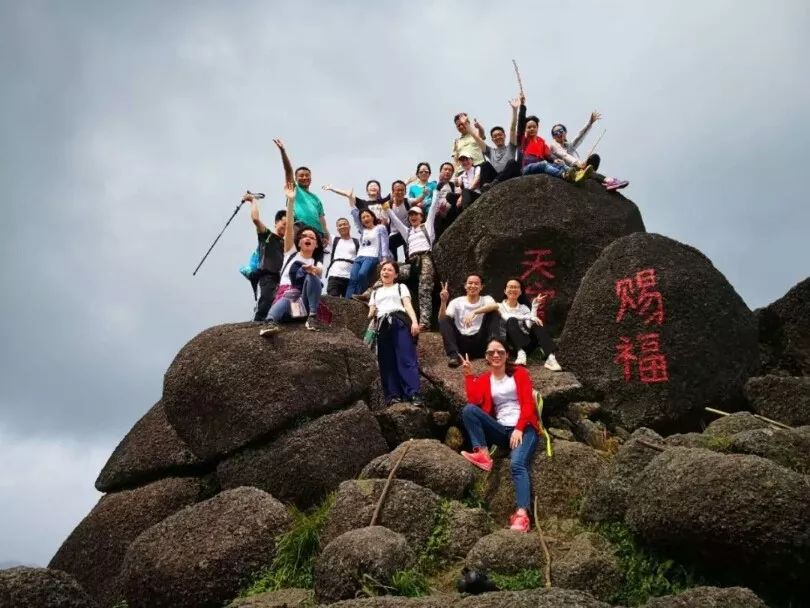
<box><xmin>1</xmin><ymin>0</ymin><xmax>808</xmax><ymax>564</ymax></box>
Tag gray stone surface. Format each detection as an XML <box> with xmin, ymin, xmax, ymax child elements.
<box><xmin>0</xmin><ymin>566</ymin><xmax>95</xmax><ymax>608</ymax></box>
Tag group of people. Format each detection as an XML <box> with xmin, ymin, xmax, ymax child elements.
<box><xmin>242</xmin><ymin>91</ymin><xmax>629</xmax><ymax>533</ymax></box>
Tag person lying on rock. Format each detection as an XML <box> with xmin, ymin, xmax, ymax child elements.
<box><xmin>514</xmin><ymin>96</ymin><xmax>584</xmax><ymax>183</ymax></box>
<box><xmin>407</xmin><ymin>162</ymin><xmax>438</xmax><ymax>215</ymax></box>
<box><xmin>498</xmin><ymin>278</ymin><xmax>562</xmax><ymax>370</ymax></box>
<box><xmin>459</xmin><ymin>339</ymin><xmax>539</xmax><ymax>533</ymax></box>
<box><xmin>439</xmin><ymin>274</ymin><xmax>499</xmax><ymax>368</ymax></box>
<box><xmin>465</xmin><ymin>99</ymin><xmax>522</xmax><ymax>190</ymax></box>
<box><xmin>388</xmin><ymin>192</ymin><xmax>440</xmax><ymax>330</ymax></box>
<box><xmin>245</xmin><ymin>192</ymin><xmax>287</xmax><ymax>322</ymax></box>
<box><xmin>451</xmin><ymin>112</ymin><xmax>486</xmax><ymax>173</ymax></box>
<box><xmin>260</xmin><ymin>183</ymin><xmax>328</xmax><ymax>334</ymax></box>
<box><xmin>344</xmin><ymin>204</ymin><xmax>390</xmax><ymax>300</ymax></box>
<box><xmin>323</xmin><ymin>217</ymin><xmax>359</xmax><ymax>297</ymax></box>
<box><xmin>548</xmin><ymin>114</ymin><xmax>629</xmax><ymax>191</ymax></box>
<box><xmin>368</xmin><ymin>260</ymin><xmax>423</xmax><ymax>406</ymax></box>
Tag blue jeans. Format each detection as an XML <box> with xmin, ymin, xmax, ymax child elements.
<box><xmin>377</xmin><ymin>316</ymin><xmax>420</xmax><ymax>400</ymax></box>
<box><xmin>461</xmin><ymin>404</ymin><xmax>538</xmax><ymax>509</ymax></box>
<box><xmin>522</xmin><ymin>161</ymin><xmax>565</xmax><ymax>178</ymax></box>
<box><xmin>267</xmin><ymin>274</ymin><xmax>322</xmax><ymax>322</ymax></box>
<box><xmin>345</xmin><ymin>256</ymin><xmax>379</xmax><ymax>299</ymax></box>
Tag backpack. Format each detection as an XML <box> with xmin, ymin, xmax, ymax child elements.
<box><xmin>326</xmin><ymin>236</ymin><xmax>360</xmax><ymax>276</ymax></box>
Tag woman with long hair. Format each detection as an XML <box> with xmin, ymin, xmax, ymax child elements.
<box><xmin>498</xmin><ymin>278</ymin><xmax>562</xmax><ymax>370</ymax></box>
<box><xmin>344</xmin><ymin>203</ymin><xmax>390</xmax><ymax>300</ymax></box>
<box><xmin>368</xmin><ymin>261</ymin><xmax>423</xmax><ymax>405</ymax></box>
<box><xmin>459</xmin><ymin>338</ymin><xmax>539</xmax><ymax>532</ymax></box>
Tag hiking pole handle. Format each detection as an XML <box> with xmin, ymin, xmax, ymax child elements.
<box><xmin>246</xmin><ymin>190</ymin><xmax>265</xmax><ymax>199</ymax></box>
<box><xmin>192</xmin><ymin>198</ymin><xmax>246</xmax><ymax>276</ymax></box>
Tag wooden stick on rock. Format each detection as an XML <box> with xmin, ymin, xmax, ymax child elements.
<box><xmin>533</xmin><ymin>496</ymin><xmax>552</xmax><ymax>588</ymax></box>
<box><xmin>370</xmin><ymin>439</ymin><xmax>413</xmax><ymax>527</ymax></box>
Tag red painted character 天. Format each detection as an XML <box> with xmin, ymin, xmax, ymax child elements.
<box><xmin>520</xmin><ymin>248</ymin><xmax>557</xmax><ymax>320</ymax></box>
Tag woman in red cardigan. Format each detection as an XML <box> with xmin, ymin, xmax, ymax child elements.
<box><xmin>459</xmin><ymin>338</ymin><xmax>539</xmax><ymax>533</ymax></box>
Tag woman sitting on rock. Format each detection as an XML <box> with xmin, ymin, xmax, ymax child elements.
<box><xmin>459</xmin><ymin>339</ymin><xmax>539</xmax><ymax>532</ymax></box>
<box><xmin>368</xmin><ymin>261</ymin><xmax>423</xmax><ymax>405</ymax></box>
<box><xmin>345</xmin><ymin>203</ymin><xmax>390</xmax><ymax>300</ymax></box>
<box><xmin>498</xmin><ymin>278</ymin><xmax>562</xmax><ymax>370</ymax></box>
<box><xmin>260</xmin><ymin>182</ymin><xmax>329</xmax><ymax>334</ymax></box>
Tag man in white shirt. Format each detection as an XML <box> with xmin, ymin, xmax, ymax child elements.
<box><xmin>325</xmin><ymin>217</ymin><xmax>359</xmax><ymax>297</ymax></box>
<box><xmin>438</xmin><ymin>274</ymin><xmax>499</xmax><ymax>368</ymax></box>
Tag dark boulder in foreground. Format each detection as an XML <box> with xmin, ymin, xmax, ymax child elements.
<box><xmin>433</xmin><ymin>174</ymin><xmax>644</xmax><ymax>335</ymax></box>
<box><xmin>120</xmin><ymin>487</ymin><xmax>292</xmax><ymax>608</ymax></box>
<box><xmin>755</xmin><ymin>276</ymin><xmax>810</xmax><ymax>376</ymax></box>
<box><xmin>559</xmin><ymin>233</ymin><xmax>759</xmax><ymax>432</ymax></box>
<box><xmin>0</xmin><ymin>566</ymin><xmax>95</xmax><ymax>608</ymax></box>
<box><xmin>163</xmin><ymin>323</ymin><xmax>378</xmax><ymax>460</ymax></box>
<box><xmin>641</xmin><ymin>585</ymin><xmax>768</xmax><ymax>607</ymax></box>
<box><xmin>744</xmin><ymin>374</ymin><xmax>810</xmax><ymax>426</ymax></box>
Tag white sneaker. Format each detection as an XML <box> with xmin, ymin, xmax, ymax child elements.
<box><xmin>515</xmin><ymin>349</ymin><xmax>527</xmax><ymax>366</ymax></box>
<box><xmin>544</xmin><ymin>353</ymin><xmax>562</xmax><ymax>371</ymax></box>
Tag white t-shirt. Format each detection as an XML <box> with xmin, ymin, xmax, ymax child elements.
<box><xmin>358</xmin><ymin>225</ymin><xmax>386</xmax><ymax>258</ymax></box>
<box><xmin>446</xmin><ymin>295</ymin><xmax>496</xmax><ymax>336</ymax></box>
<box><xmin>327</xmin><ymin>237</ymin><xmax>358</xmax><ymax>280</ymax></box>
<box><xmin>491</xmin><ymin>374</ymin><xmax>520</xmax><ymax>427</ymax></box>
<box><xmin>280</xmin><ymin>249</ymin><xmax>322</xmax><ymax>286</ymax></box>
<box><xmin>370</xmin><ymin>283</ymin><xmax>411</xmax><ymax>318</ymax></box>
<box><xmin>498</xmin><ymin>301</ymin><xmax>540</xmax><ymax>330</ymax></box>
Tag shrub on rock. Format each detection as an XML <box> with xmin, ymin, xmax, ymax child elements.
<box><xmin>433</xmin><ymin>174</ymin><xmax>644</xmax><ymax>335</ymax></box>
<box><xmin>361</xmin><ymin>439</ymin><xmax>475</xmax><ymax>499</ymax></box>
<box><xmin>641</xmin><ymin>585</ymin><xmax>768</xmax><ymax>608</ymax></box>
<box><xmin>626</xmin><ymin>448</ymin><xmax>810</xmax><ymax>587</ymax></box>
<box><xmin>120</xmin><ymin>487</ymin><xmax>292</xmax><ymax>608</ymax></box>
<box><xmin>49</xmin><ymin>476</ymin><xmax>210</xmax><ymax>607</ymax></box>
<box><xmin>0</xmin><ymin>566</ymin><xmax>95</xmax><ymax>608</ymax></box>
<box><xmin>314</xmin><ymin>526</ymin><xmax>415</xmax><ymax>604</ymax></box>
<box><xmin>755</xmin><ymin>277</ymin><xmax>810</xmax><ymax>376</ymax></box>
<box><xmin>95</xmin><ymin>400</ymin><xmax>204</xmax><ymax>492</ymax></box>
<box><xmin>217</xmin><ymin>403</ymin><xmax>387</xmax><ymax>509</ymax></box>
<box><xmin>163</xmin><ymin>323</ymin><xmax>378</xmax><ymax>460</ymax></box>
<box><xmin>744</xmin><ymin>375</ymin><xmax>810</xmax><ymax>426</ymax></box>
<box><xmin>559</xmin><ymin>233</ymin><xmax>759</xmax><ymax>433</ymax></box>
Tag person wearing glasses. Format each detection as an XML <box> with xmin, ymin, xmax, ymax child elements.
<box><xmin>548</xmin><ymin>113</ymin><xmax>629</xmax><ymax>191</ymax></box>
<box><xmin>407</xmin><ymin>162</ymin><xmax>438</xmax><ymax>214</ymax></box>
<box><xmin>451</xmin><ymin>112</ymin><xmax>486</xmax><ymax>173</ymax></box>
<box><xmin>498</xmin><ymin>278</ymin><xmax>562</xmax><ymax>370</ymax></box>
<box><xmin>458</xmin><ymin>339</ymin><xmax>540</xmax><ymax>533</ymax></box>
<box><xmin>513</xmin><ymin>96</ymin><xmax>582</xmax><ymax>183</ymax></box>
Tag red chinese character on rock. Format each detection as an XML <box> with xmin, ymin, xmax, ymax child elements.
<box><xmin>637</xmin><ymin>332</ymin><xmax>669</xmax><ymax>383</ymax></box>
<box><xmin>613</xmin><ymin>336</ymin><xmax>637</xmax><ymax>382</ymax></box>
<box><xmin>615</xmin><ymin>278</ymin><xmax>637</xmax><ymax>322</ymax></box>
<box><xmin>635</xmin><ymin>269</ymin><xmax>665</xmax><ymax>325</ymax></box>
<box><xmin>519</xmin><ymin>249</ymin><xmax>557</xmax><ymax>319</ymax></box>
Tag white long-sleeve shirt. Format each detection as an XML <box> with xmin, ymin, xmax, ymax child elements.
<box><xmin>549</xmin><ymin>120</ymin><xmax>593</xmax><ymax>167</ymax></box>
<box><xmin>498</xmin><ymin>300</ymin><xmax>540</xmax><ymax>329</ymax></box>
<box><xmin>388</xmin><ymin>191</ymin><xmax>439</xmax><ymax>257</ymax></box>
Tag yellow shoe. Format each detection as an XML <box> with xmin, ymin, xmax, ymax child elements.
<box><xmin>574</xmin><ymin>165</ymin><xmax>594</xmax><ymax>183</ymax></box>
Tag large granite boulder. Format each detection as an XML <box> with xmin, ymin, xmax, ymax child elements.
<box><xmin>559</xmin><ymin>233</ymin><xmax>759</xmax><ymax>433</ymax></box>
<box><xmin>641</xmin><ymin>585</ymin><xmax>768</xmax><ymax>607</ymax></box>
<box><xmin>314</xmin><ymin>526</ymin><xmax>415</xmax><ymax>604</ymax></box>
<box><xmin>95</xmin><ymin>400</ymin><xmax>204</xmax><ymax>492</ymax></box>
<box><xmin>744</xmin><ymin>375</ymin><xmax>810</xmax><ymax>426</ymax></box>
<box><xmin>551</xmin><ymin>532</ymin><xmax>622</xmax><ymax>602</ymax></box>
<box><xmin>0</xmin><ymin>566</ymin><xmax>95</xmax><ymax>608</ymax></box>
<box><xmin>453</xmin><ymin>588</ymin><xmax>612</xmax><ymax>608</ymax></box>
<box><xmin>49</xmin><ymin>476</ymin><xmax>210</xmax><ymax>607</ymax></box>
<box><xmin>217</xmin><ymin>403</ymin><xmax>387</xmax><ymax>508</ymax></box>
<box><xmin>163</xmin><ymin>323</ymin><xmax>378</xmax><ymax>460</ymax></box>
<box><xmin>729</xmin><ymin>426</ymin><xmax>810</xmax><ymax>474</ymax></box>
<box><xmin>755</xmin><ymin>277</ymin><xmax>810</xmax><ymax>376</ymax></box>
<box><xmin>433</xmin><ymin>174</ymin><xmax>645</xmax><ymax>335</ymax></box>
<box><xmin>626</xmin><ymin>448</ymin><xmax>810</xmax><ymax>586</ymax></box>
<box><xmin>465</xmin><ymin>529</ymin><xmax>543</xmax><ymax>574</ymax></box>
<box><xmin>119</xmin><ymin>487</ymin><xmax>292</xmax><ymax>608</ymax></box>
<box><xmin>226</xmin><ymin>587</ymin><xmax>313</xmax><ymax>607</ymax></box>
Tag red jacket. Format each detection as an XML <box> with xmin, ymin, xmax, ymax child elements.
<box><xmin>522</xmin><ymin>136</ymin><xmax>551</xmax><ymax>163</ymax></box>
<box><xmin>464</xmin><ymin>366</ymin><xmax>539</xmax><ymax>432</ymax></box>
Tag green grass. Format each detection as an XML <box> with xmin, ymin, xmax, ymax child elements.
<box><xmin>239</xmin><ymin>493</ymin><xmax>335</xmax><ymax>596</ymax></box>
<box><xmin>704</xmin><ymin>435</ymin><xmax>733</xmax><ymax>452</ymax></box>
<box><xmin>592</xmin><ymin>522</ymin><xmax>702</xmax><ymax>606</ymax></box>
<box><xmin>490</xmin><ymin>569</ymin><xmax>543</xmax><ymax>591</ymax></box>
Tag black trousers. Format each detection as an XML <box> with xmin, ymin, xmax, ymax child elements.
<box><xmin>389</xmin><ymin>232</ymin><xmax>407</xmax><ymax>261</ymax></box>
<box><xmin>439</xmin><ymin>313</ymin><xmax>497</xmax><ymax>359</ymax></box>
<box><xmin>326</xmin><ymin>276</ymin><xmax>349</xmax><ymax>297</ymax></box>
<box><xmin>504</xmin><ymin>317</ymin><xmax>556</xmax><ymax>357</ymax></box>
<box><xmin>586</xmin><ymin>153</ymin><xmax>601</xmax><ymax>171</ymax></box>
<box><xmin>480</xmin><ymin>159</ymin><xmax>522</xmax><ymax>186</ymax></box>
<box><xmin>254</xmin><ymin>272</ymin><xmax>280</xmax><ymax>321</ymax></box>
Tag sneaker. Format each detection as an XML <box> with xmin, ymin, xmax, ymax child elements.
<box><xmin>562</xmin><ymin>168</ymin><xmax>577</xmax><ymax>182</ymax></box>
<box><xmin>461</xmin><ymin>448</ymin><xmax>493</xmax><ymax>472</ymax></box>
<box><xmin>544</xmin><ymin>353</ymin><xmax>562</xmax><ymax>372</ymax></box>
<box><xmin>305</xmin><ymin>316</ymin><xmax>324</xmax><ymax>331</ymax></box>
<box><xmin>447</xmin><ymin>354</ymin><xmax>461</xmax><ymax>368</ymax></box>
<box><xmin>574</xmin><ymin>165</ymin><xmax>594</xmax><ymax>183</ymax></box>
<box><xmin>259</xmin><ymin>321</ymin><xmax>281</xmax><ymax>337</ymax></box>
<box><xmin>605</xmin><ymin>178</ymin><xmax>629</xmax><ymax>191</ymax></box>
<box><xmin>410</xmin><ymin>394</ymin><xmax>425</xmax><ymax>406</ymax></box>
<box><xmin>514</xmin><ymin>349</ymin><xmax>527</xmax><ymax>366</ymax></box>
<box><xmin>385</xmin><ymin>396</ymin><xmax>403</xmax><ymax>406</ymax></box>
<box><xmin>509</xmin><ymin>511</ymin><xmax>531</xmax><ymax>533</ymax></box>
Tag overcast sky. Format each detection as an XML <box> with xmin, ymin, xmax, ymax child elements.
<box><xmin>1</xmin><ymin>1</ymin><xmax>808</xmax><ymax>566</ymax></box>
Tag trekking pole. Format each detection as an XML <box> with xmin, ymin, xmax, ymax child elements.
<box><xmin>512</xmin><ymin>59</ymin><xmax>525</xmax><ymax>97</ymax></box>
<box><xmin>584</xmin><ymin>128</ymin><xmax>607</xmax><ymax>161</ymax></box>
<box><xmin>192</xmin><ymin>191</ymin><xmax>265</xmax><ymax>276</ymax></box>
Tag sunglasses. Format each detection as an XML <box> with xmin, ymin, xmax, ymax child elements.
<box><xmin>552</xmin><ymin>129</ymin><xmax>566</xmax><ymax>136</ymax></box>
<box><xmin>485</xmin><ymin>349</ymin><xmax>507</xmax><ymax>357</ymax></box>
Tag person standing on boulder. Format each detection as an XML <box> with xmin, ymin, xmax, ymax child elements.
<box><xmin>345</xmin><ymin>204</ymin><xmax>390</xmax><ymax>300</ymax></box>
<box><xmin>438</xmin><ymin>275</ymin><xmax>499</xmax><ymax>368</ymax></box>
<box><xmin>245</xmin><ymin>192</ymin><xmax>287</xmax><ymax>322</ymax></box>
<box><xmin>459</xmin><ymin>340</ymin><xmax>539</xmax><ymax>533</ymax></box>
<box><xmin>324</xmin><ymin>217</ymin><xmax>359</xmax><ymax>297</ymax></box>
<box><xmin>498</xmin><ymin>278</ymin><xmax>562</xmax><ymax>370</ymax></box>
<box><xmin>368</xmin><ymin>260</ymin><xmax>423</xmax><ymax>405</ymax></box>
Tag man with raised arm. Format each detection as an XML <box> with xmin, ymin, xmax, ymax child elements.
<box><xmin>272</xmin><ymin>138</ymin><xmax>330</xmax><ymax>246</ymax></box>
<box><xmin>438</xmin><ymin>275</ymin><xmax>499</xmax><ymax>368</ymax></box>
<box><xmin>451</xmin><ymin>113</ymin><xmax>486</xmax><ymax>172</ymax></box>
<box><xmin>471</xmin><ymin>98</ymin><xmax>522</xmax><ymax>188</ymax></box>
<box><xmin>246</xmin><ymin>192</ymin><xmax>287</xmax><ymax>322</ymax></box>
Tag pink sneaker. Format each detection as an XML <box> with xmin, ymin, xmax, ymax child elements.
<box><xmin>604</xmin><ymin>178</ymin><xmax>629</xmax><ymax>191</ymax></box>
<box><xmin>509</xmin><ymin>511</ymin><xmax>531</xmax><ymax>533</ymax></box>
<box><xmin>461</xmin><ymin>448</ymin><xmax>493</xmax><ymax>472</ymax></box>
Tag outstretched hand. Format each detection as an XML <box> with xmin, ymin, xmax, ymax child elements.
<box><xmin>439</xmin><ymin>281</ymin><xmax>449</xmax><ymax>304</ymax></box>
<box><xmin>509</xmin><ymin>97</ymin><xmax>520</xmax><ymax>110</ymax></box>
<box><xmin>321</xmin><ymin>184</ymin><xmax>332</xmax><ymax>191</ymax></box>
<box><xmin>589</xmin><ymin>111</ymin><xmax>602</xmax><ymax>125</ymax></box>
<box><xmin>460</xmin><ymin>353</ymin><xmax>473</xmax><ymax>376</ymax></box>
<box><xmin>272</xmin><ymin>138</ymin><xmax>286</xmax><ymax>151</ymax></box>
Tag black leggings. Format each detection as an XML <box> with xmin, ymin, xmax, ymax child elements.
<box><xmin>504</xmin><ymin>317</ymin><xmax>556</xmax><ymax>357</ymax></box>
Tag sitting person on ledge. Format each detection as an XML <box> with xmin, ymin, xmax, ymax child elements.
<box><xmin>498</xmin><ymin>278</ymin><xmax>562</xmax><ymax>370</ymax></box>
<box><xmin>439</xmin><ymin>275</ymin><xmax>499</xmax><ymax>368</ymax></box>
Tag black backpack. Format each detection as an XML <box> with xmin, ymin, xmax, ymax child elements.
<box><xmin>326</xmin><ymin>236</ymin><xmax>360</xmax><ymax>275</ymax></box>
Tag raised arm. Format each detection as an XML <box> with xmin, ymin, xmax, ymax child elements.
<box><xmin>571</xmin><ymin>111</ymin><xmax>600</xmax><ymax>150</ymax></box>
<box><xmin>245</xmin><ymin>193</ymin><xmax>266</xmax><ymax>233</ymax></box>
<box><xmin>516</xmin><ymin>95</ymin><xmax>527</xmax><ymax>148</ymax></box>
<box><xmin>322</xmin><ymin>185</ymin><xmax>356</xmax><ymax>203</ymax></box>
<box><xmin>509</xmin><ymin>98</ymin><xmax>520</xmax><ymax>146</ymax></box>
<box><xmin>468</xmin><ymin>117</ymin><xmax>487</xmax><ymax>153</ymax></box>
<box><xmin>424</xmin><ymin>189</ymin><xmax>440</xmax><ymax>243</ymax></box>
<box><xmin>283</xmin><ymin>182</ymin><xmax>296</xmax><ymax>251</ymax></box>
<box><xmin>438</xmin><ymin>283</ymin><xmax>450</xmax><ymax>320</ymax></box>
<box><xmin>273</xmin><ymin>138</ymin><xmax>294</xmax><ymax>186</ymax></box>
<box><xmin>388</xmin><ymin>204</ymin><xmax>409</xmax><ymax>237</ymax></box>
<box><xmin>350</xmin><ymin>206</ymin><xmax>363</xmax><ymax>232</ymax></box>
